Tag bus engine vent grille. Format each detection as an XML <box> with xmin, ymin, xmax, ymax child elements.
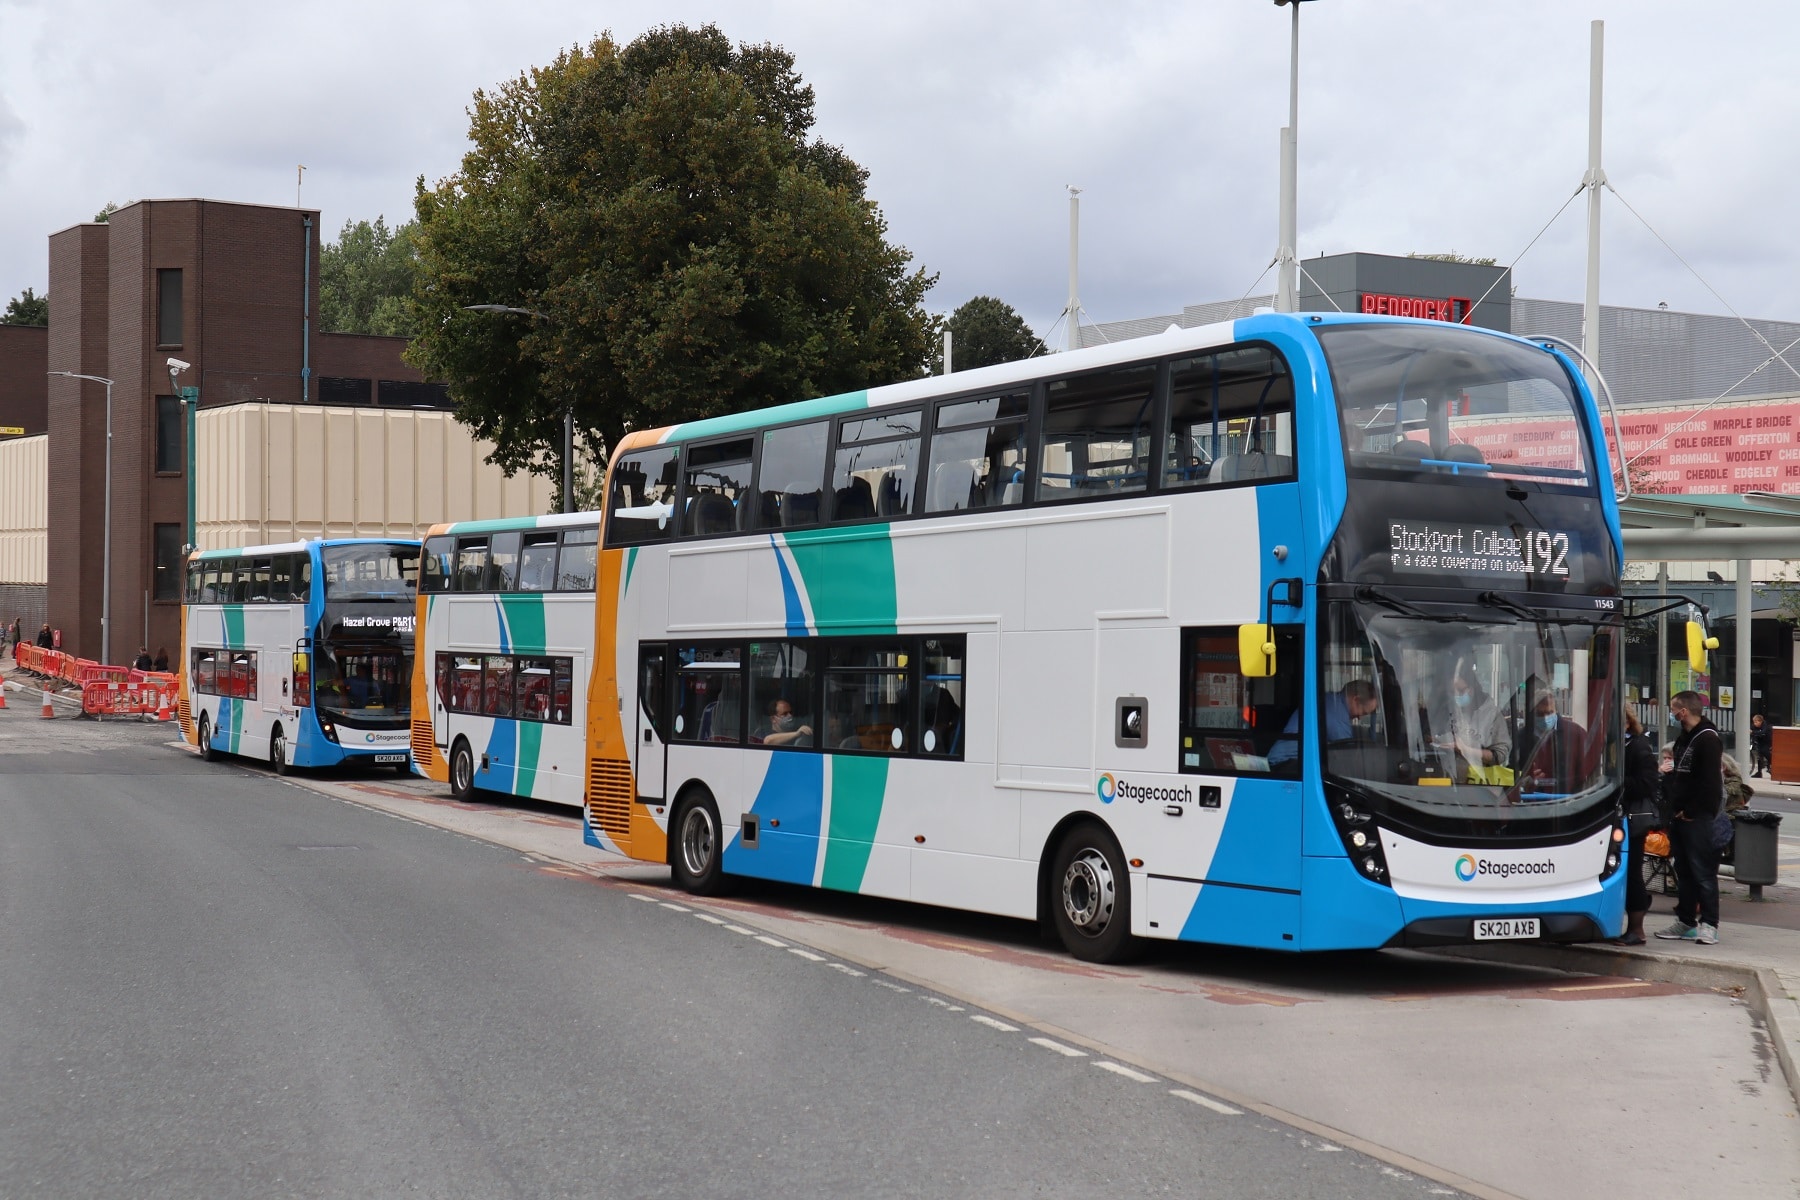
<box><xmin>586</xmin><ymin>758</ymin><xmax>633</xmax><ymax>843</ymax></box>
<box><xmin>410</xmin><ymin>720</ymin><xmax>435</xmax><ymax>766</ymax></box>
<box><xmin>177</xmin><ymin>695</ymin><xmax>193</xmax><ymax>740</ymax></box>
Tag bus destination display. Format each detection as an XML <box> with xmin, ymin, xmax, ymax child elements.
<box><xmin>1389</xmin><ymin>521</ymin><xmax>1574</xmax><ymax>579</ymax></box>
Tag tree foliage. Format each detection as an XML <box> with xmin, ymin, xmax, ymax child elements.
<box><xmin>320</xmin><ymin>217</ymin><xmax>420</xmax><ymax>336</ymax></box>
<box><xmin>930</xmin><ymin>296</ymin><xmax>1046</xmax><ymax>373</ymax></box>
<box><xmin>2</xmin><ymin>286</ymin><xmax>47</xmax><ymax>326</ymax></box>
<box><xmin>93</xmin><ymin>201</ymin><xmax>120</xmax><ymax>223</ymax></box>
<box><xmin>405</xmin><ymin>24</ymin><xmax>937</xmax><ymax>479</ymax></box>
<box><xmin>1407</xmin><ymin>250</ymin><xmax>1499</xmax><ymax>267</ymax></box>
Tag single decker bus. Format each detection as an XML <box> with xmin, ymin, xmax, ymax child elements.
<box><xmin>181</xmin><ymin>539</ymin><xmax>420</xmax><ymax>772</ymax></box>
<box><xmin>409</xmin><ymin>513</ymin><xmax>600</xmax><ymax>808</ymax></box>
<box><xmin>583</xmin><ymin>312</ymin><xmax>1640</xmax><ymax>962</ymax></box>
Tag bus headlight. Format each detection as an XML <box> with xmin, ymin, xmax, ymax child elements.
<box><xmin>319</xmin><ymin>719</ymin><xmax>338</xmax><ymax>743</ymax></box>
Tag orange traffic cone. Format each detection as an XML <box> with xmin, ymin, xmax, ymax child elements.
<box><xmin>0</xmin><ymin>683</ymin><xmax>9</xmax><ymax>709</ymax></box>
<box><xmin>155</xmin><ymin>691</ymin><xmax>173</xmax><ymax>722</ymax></box>
<box><xmin>40</xmin><ymin>689</ymin><xmax>55</xmax><ymax>719</ymax></box>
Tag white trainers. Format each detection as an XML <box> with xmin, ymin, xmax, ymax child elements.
<box><xmin>1694</xmin><ymin>922</ymin><xmax>1719</xmax><ymax>945</ymax></box>
<box><xmin>1654</xmin><ymin>919</ymin><xmax>1697</xmax><ymax>940</ymax></box>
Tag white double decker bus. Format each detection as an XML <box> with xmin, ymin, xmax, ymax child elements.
<box><xmin>410</xmin><ymin>513</ymin><xmax>600</xmax><ymax>807</ymax></box>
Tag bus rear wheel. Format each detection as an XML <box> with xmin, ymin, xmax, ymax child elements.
<box><xmin>671</xmin><ymin>789</ymin><xmax>731</xmax><ymax>896</ymax></box>
<box><xmin>1051</xmin><ymin>824</ymin><xmax>1140</xmax><ymax>964</ymax></box>
<box><xmin>449</xmin><ymin>739</ymin><xmax>475</xmax><ymax>801</ymax></box>
<box><xmin>197</xmin><ymin>714</ymin><xmax>215</xmax><ymax>763</ymax></box>
<box><xmin>270</xmin><ymin>726</ymin><xmax>288</xmax><ymax>776</ymax></box>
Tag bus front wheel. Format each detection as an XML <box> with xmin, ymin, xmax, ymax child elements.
<box><xmin>671</xmin><ymin>789</ymin><xmax>731</xmax><ymax>896</ymax></box>
<box><xmin>449</xmin><ymin>739</ymin><xmax>475</xmax><ymax>801</ymax></box>
<box><xmin>197</xmin><ymin>714</ymin><xmax>215</xmax><ymax>763</ymax></box>
<box><xmin>270</xmin><ymin>725</ymin><xmax>288</xmax><ymax>775</ymax></box>
<box><xmin>1051</xmin><ymin>825</ymin><xmax>1140</xmax><ymax>964</ymax></box>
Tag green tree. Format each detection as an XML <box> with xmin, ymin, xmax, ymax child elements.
<box><xmin>930</xmin><ymin>296</ymin><xmax>1046</xmax><ymax>373</ymax></box>
<box><xmin>2</xmin><ymin>286</ymin><xmax>47</xmax><ymax>326</ymax></box>
<box><xmin>320</xmin><ymin>217</ymin><xmax>420</xmax><ymax>336</ymax></box>
<box><xmin>405</xmin><ymin>24</ymin><xmax>937</xmax><ymax>481</ymax></box>
<box><xmin>93</xmin><ymin>201</ymin><xmax>120</xmax><ymax>223</ymax></box>
<box><xmin>1407</xmin><ymin>251</ymin><xmax>1499</xmax><ymax>267</ymax></box>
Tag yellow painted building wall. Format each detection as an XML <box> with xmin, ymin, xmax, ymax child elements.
<box><xmin>0</xmin><ymin>434</ymin><xmax>47</xmax><ymax>584</ymax></box>
<box><xmin>195</xmin><ymin>403</ymin><xmax>550</xmax><ymax>550</ymax></box>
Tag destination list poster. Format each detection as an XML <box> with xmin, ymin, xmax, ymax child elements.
<box><xmin>1388</xmin><ymin>521</ymin><xmax>1576</xmax><ymax>580</ymax></box>
<box><xmin>1452</xmin><ymin>398</ymin><xmax>1800</xmax><ymax>495</ymax></box>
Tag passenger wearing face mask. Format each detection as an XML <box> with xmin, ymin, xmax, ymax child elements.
<box><xmin>1433</xmin><ymin>661</ymin><xmax>1512</xmax><ymax>784</ymax></box>
<box><xmin>1517</xmin><ymin>685</ymin><xmax>1590</xmax><ymax>797</ymax></box>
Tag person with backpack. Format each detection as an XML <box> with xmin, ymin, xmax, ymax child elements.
<box><xmin>1617</xmin><ymin>708</ymin><xmax>1661</xmax><ymax>945</ymax></box>
<box><xmin>1655</xmin><ymin>690</ymin><xmax>1724</xmax><ymax>946</ymax></box>
<box><xmin>1749</xmin><ymin>712</ymin><xmax>1772</xmax><ymax>779</ymax></box>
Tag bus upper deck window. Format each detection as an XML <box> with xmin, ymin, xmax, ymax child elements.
<box><xmin>1165</xmin><ymin>347</ymin><xmax>1295</xmax><ymax>489</ymax></box>
<box><xmin>1038</xmin><ymin>365</ymin><xmax>1155</xmax><ymax>501</ymax></box>
<box><xmin>454</xmin><ymin>539</ymin><xmax>489</xmax><ymax>592</ymax></box>
<box><xmin>517</xmin><ymin>532</ymin><xmax>559</xmax><ymax>592</ymax></box>
<box><xmin>557</xmin><ymin>528</ymin><xmax>599</xmax><ymax>592</ymax></box>
<box><xmin>606</xmin><ymin>447</ymin><xmax>679</xmax><ymax>546</ymax></box>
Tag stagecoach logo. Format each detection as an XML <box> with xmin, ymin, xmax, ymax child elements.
<box><xmin>1454</xmin><ymin>854</ymin><xmax>1556</xmax><ymax>882</ymax></box>
<box><xmin>360</xmin><ymin>730</ymin><xmax>409</xmax><ymax>746</ymax></box>
<box><xmin>1096</xmin><ymin>773</ymin><xmax>1195</xmax><ymax>806</ymax></box>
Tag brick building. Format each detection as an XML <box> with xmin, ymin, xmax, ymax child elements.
<box><xmin>11</xmin><ymin>197</ymin><xmax>474</xmax><ymax>660</ymax></box>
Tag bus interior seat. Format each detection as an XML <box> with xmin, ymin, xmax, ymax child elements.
<box><xmin>781</xmin><ymin>489</ymin><xmax>820</xmax><ymax>526</ymax></box>
<box><xmin>692</xmin><ymin>493</ymin><xmax>736</xmax><ymax>535</ymax></box>
<box><xmin>1210</xmin><ymin>452</ymin><xmax>1293</xmax><ymax>482</ymax></box>
<box><xmin>734</xmin><ymin>494</ymin><xmax>754</xmax><ymax>531</ymax></box>
<box><xmin>836</xmin><ymin>476</ymin><xmax>875</xmax><ymax>521</ymax></box>
<box><xmin>1442</xmin><ymin>443</ymin><xmax>1486</xmax><ymax>464</ymax></box>
<box><xmin>1390</xmin><ymin>439</ymin><xmax>1431</xmax><ymax>460</ymax></box>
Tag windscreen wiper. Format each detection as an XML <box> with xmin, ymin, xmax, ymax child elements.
<box><xmin>1478</xmin><ymin>591</ymin><xmax>1547</xmax><ymax>621</ymax></box>
<box><xmin>1354</xmin><ymin>585</ymin><xmax>1468</xmax><ymax>622</ymax></box>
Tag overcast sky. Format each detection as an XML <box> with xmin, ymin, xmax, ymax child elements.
<box><xmin>3</xmin><ymin>0</ymin><xmax>1798</xmax><ymax>341</ymax></box>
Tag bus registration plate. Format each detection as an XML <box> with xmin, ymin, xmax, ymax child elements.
<box><xmin>1473</xmin><ymin>918</ymin><xmax>1539</xmax><ymax>941</ymax></box>
<box><xmin>373</xmin><ymin>753</ymin><xmax>407</xmax><ymax>764</ymax></box>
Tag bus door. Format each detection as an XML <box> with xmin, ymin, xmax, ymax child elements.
<box><xmin>635</xmin><ymin>644</ymin><xmax>668</xmax><ymax>803</ymax></box>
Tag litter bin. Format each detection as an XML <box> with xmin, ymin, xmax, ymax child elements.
<box><xmin>1732</xmin><ymin>809</ymin><xmax>1783</xmax><ymax>898</ymax></box>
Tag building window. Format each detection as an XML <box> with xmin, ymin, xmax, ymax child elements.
<box><xmin>153</xmin><ymin>524</ymin><xmax>183</xmax><ymax>601</ymax></box>
<box><xmin>377</xmin><ymin>379</ymin><xmax>452</xmax><ymax>409</ymax></box>
<box><xmin>157</xmin><ymin>269</ymin><xmax>183</xmax><ymax>347</ymax></box>
<box><xmin>155</xmin><ymin>396</ymin><xmax>182</xmax><ymax>473</ymax></box>
<box><xmin>319</xmin><ymin>377</ymin><xmax>372</xmax><ymax>406</ymax></box>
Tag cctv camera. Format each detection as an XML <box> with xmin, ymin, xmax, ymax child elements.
<box><xmin>166</xmin><ymin>357</ymin><xmax>191</xmax><ymax>372</ymax></box>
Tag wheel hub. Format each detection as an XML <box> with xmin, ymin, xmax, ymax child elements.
<box><xmin>1062</xmin><ymin>849</ymin><xmax>1115</xmax><ymax>934</ymax></box>
<box><xmin>681</xmin><ymin>808</ymin><xmax>715</xmax><ymax>877</ymax></box>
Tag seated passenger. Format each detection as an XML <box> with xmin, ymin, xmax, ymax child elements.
<box><xmin>1267</xmin><ymin>679</ymin><xmax>1378</xmax><ymax>766</ymax></box>
<box><xmin>757</xmin><ymin>699</ymin><xmax>813</xmax><ymax>747</ymax></box>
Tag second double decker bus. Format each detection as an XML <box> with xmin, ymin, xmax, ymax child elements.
<box><xmin>181</xmin><ymin>539</ymin><xmax>419</xmax><ymax>772</ymax></box>
<box><xmin>410</xmin><ymin>513</ymin><xmax>600</xmax><ymax>808</ymax></box>
<box><xmin>583</xmin><ymin>312</ymin><xmax>1635</xmax><ymax>962</ymax></box>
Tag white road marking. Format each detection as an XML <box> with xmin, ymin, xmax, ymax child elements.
<box><xmin>693</xmin><ymin>913</ymin><xmax>725</xmax><ymax>925</ymax></box>
<box><xmin>754</xmin><ymin>935</ymin><xmax>788</xmax><ymax>948</ymax></box>
<box><xmin>627</xmin><ymin>893</ymin><xmax>659</xmax><ymax>903</ymax></box>
<box><xmin>827</xmin><ymin>962</ymin><xmax>866</xmax><ymax>977</ymax></box>
<box><xmin>787</xmin><ymin>948</ymin><xmax>826</xmax><ymax>961</ymax></box>
<box><xmin>871</xmin><ymin>980</ymin><xmax>910</xmax><ymax>993</ymax></box>
<box><xmin>922</xmin><ymin>996</ymin><xmax>963</xmax><ymax>1011</ymax></box>
<box><xmin>724</xmin><ymin>924</ymin><xmax>757</xmax><ymax>935</ymax></box>
<box><xmin>969</xmin><ymin>1015</ymin><xmax>1017</xmax><ymax>1032</ymax></box>
<box><xmin>1095</xmin><ymin>1061</ymin><xmax>1158</xmax><ymax>1084</ymax></box>
<box><xmin>660</xmin><ymin>903</ymin><xmax>691</xmax><ymax>912</ymax></box>
<box><xmin>1029</xmin><ymin>1037</ymin><xmax>1088</xmax><ymax>1058</ymax></box>
<box><xmin>1170</xmin><ymin>1089</ymin><xmax>1242</xmax><ymax>1115</ymax></box>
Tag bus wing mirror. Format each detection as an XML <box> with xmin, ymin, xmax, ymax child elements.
<box><xmin>1239</xmin><ymin>623</ymin><xmax>1277</xmax><ymax>678</ymax></box>
<box><xmin>1686</xmin><ymin>620</ymin><xmax>1718</xmax><ymax>673</ymax></box>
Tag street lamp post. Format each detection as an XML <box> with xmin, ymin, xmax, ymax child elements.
<box><xmin>463</xmin><ymin>304</ymin><xmax>575</xmax><ymax>514</ymax></box>
<box><xmin>1273</xmin><ymin>0</ymin><xmax>1317</xmax><ymax>314</ymax></box>
<box><xmin>47</xmin><ymin>370</ymin><xmax>113</xmax><ymax>665</ymax></box>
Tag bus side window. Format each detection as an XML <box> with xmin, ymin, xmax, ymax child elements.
<box><xmin>755</xmin><ymin>421</ymin><xmax>828</xmax><ymax>530</ymax></box>
<box><xmin>557</xmin><ymin>528</ymin><xmax>598</xmax><ymax>591</ymax></box>
<box><xmin>683</xmin><ymin>438</ymin><xmax>755</xmax><ymax>538</ymax></box>
<box><xmin>831</xmin><ymin>411</ymin><xmax>921</xmax><ymax>524</ymax></box>
<box><xmin>1179</xmin><ymin>625</ymin><xmax>1302</xmax><ymax>778</ymax></box>
<box><xmin>605</xmin><ymin>447</ymin><xmax>679</xmax><ymax>546</ymax></box>
<box><xmin>487</xmin><ymin>531</ymin><xmax>521</xmax><ymax>591</ymax></box>
<box><xmin>1165</xmin><ymin>346</ymin><xmax>1295</xmax><ymax>489</ymax></box>
<box><xmin>917</xmin><ymin>636</ymin><xmax>966</xmax><ymax>758</ymax></box>
<box><xmin>1038</xmin><ymin>364</ymin><xmax>1156</xmax><ymax>501</ymax></box>
<box><xmin>925</xmin><ymin>395</ymin><xmax>1028</xmax><ymax>513</ymax></box>
<box><xmin>672</xmin><ymin>645</ymin><xmax>743</xmax><ymax>744</ymax></box>
<box><xmin>454</xmin><ymin>538</ymin><xmax>489</xmax><ymax>592</ymax></box>
<box><xmin>824</xmin><ymin>641</ymin><xmax>913</xmax><ymax>754</ymax></box>
<box><xmin>517</xmin><ymin>532</ymin><xmax>558</xmax><ymax>592</ymax></box>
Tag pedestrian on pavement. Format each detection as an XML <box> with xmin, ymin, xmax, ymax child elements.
<box><xmin>133</xmin><ymin>647</ymin><xmax>153</xmax><ymax>671</ymax></box>
<box><xmin>1655</xmin><ymin>689</ymin><xmax>1724</xmax><ymax>946</ymax></box>
<box><xmin>1749</xmin><ymin>712</ymin><xmax>1772</xmax><ymax>778</ymax></box>
<box><xmin>35</xmin><ymin>623</ymin><xmax>52</xmax><ymax>649</ymax></box>
<box><xmin>152</xmin><ymin>647</ymin><xmax>169</xmax><ymax>673</ymax></box>
<box><xmin>1722</xmin><ymin>753</ymin><xmax>1753</xmax><ymax>814</ymax></box>
<box><xmin>1618</xmin><ymin>708</ymin><xmax>1659</xmax><ymax>945</ymax></box>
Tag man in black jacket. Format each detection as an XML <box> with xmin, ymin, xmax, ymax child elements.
<box><xmin>1655</xmin><ymin>690</ymin><xmax>1724</xmax><ymax>945</ymax></box>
